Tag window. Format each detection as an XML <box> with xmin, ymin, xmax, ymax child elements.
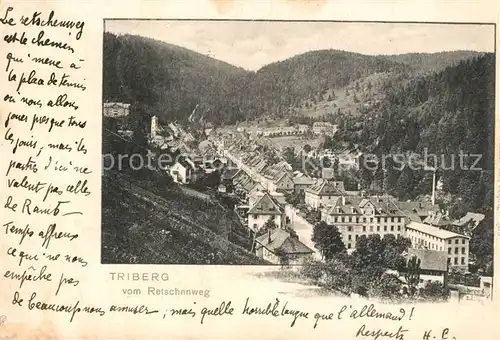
<box><xmin>455</xmin><ymin>239</ymin><xmax>459</xmax><ymax>244</ymax></box>
<box><xmin>454</xmin><ymin>258</ymin><xmax>458</xmax><ymax>265</ymax></box>
<box><xmin>377</xmin><ymin>226</ymin><xmax>380</xmax><ymax>232</ymax></box>
<box><xmin>363</xmin><ymin>226</ymin><xmax>366</xmax><ymax>232</ymax></box>
<box><xmin>462</xmin><ymin>239</ymin><xmax>466</xmax><ymax>244</ymax></box>
<box><xmin>348</xmin><ymin>226</ymin><xmax>352</xmax><ymax>232</ymax></box>
<box><xmin>348</xmin><ymin>243</ymin><xmax>352</xmax><ymax>249</ymax></box>
<box><xmin>390</xmin><ymin>226</ymin><xmax>394</xmax><ymax>232</ymax></box>
<box><xmin>348</xmin><ymin>235</ymin><xmax>352</xmax><ymax>241</ymax></box>
<box><xmin>448</xmin><ymin>248</ymin><xmax>451</xmax><ymax>254</ymax></box>
<box><xmin>370</xmin><ymin>226</ymin><xmax>373</xmax><ymax>232</ymax></box>
<box><xmin>462</xmin><ymin>247</ymin><xmax>465</xmax><ymax>254</ymax></box>
<box><xmin>253</xmin><ymin>224</ymin><xmax>257</xmax><ymax>229</ymax></box>
<box><xmin>384</xmin><ymin>226</ymin><xmax>387</xmax><ymax>232</ymax></box>
<box><xmin>397</xmin><ymin>226</ymin><xmax>401</xmax><ymax>231</ymax></box>
<box><xmin>355</xmin><ymin>235</ymin><xmax>359</xmax><ymax>240</ymax></box>
<box><xmin>455</xmin><ymin>248</ymin><xmax>458</xmax><ymax>254</ymax></box>
<box><xmin>461</xmin><ymin>257</ymin><xmax>465</xmax><ymax>265</ymax></box>
<box><xmin>448</xmin><ymin>240</ymin><xmax>452</xmax><ymax>244</ymax></box>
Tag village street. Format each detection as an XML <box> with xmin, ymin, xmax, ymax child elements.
<box><xmin>288</xmin><ymin>212</ymin><xmax>322</xmax><ymax>261</ymax></box>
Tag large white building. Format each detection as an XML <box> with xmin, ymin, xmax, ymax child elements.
<box><xmin>321</xmin><ymin>195</ymin><xmax>407</xmax><ymax>250</ymax></box>
<box><xmin>103</xmin><ymin>102</ymin><xmax>130</xmax><ymax>117</ymax></box>
<box><xmin>405</xmin><ymin>222</ymin><xmax>470</xmax><ymax>271</ymax></box>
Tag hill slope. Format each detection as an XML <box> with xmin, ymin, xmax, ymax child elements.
<box><xmin>334</xmin><ymin>53</ymin><xmax>495</xmax><ymax>217</ymax></box>
<box><xmin>103</xmin><ymin>33</ymin><xmax>482</xmax><ymax>125</ymax></box>
<box><xmin>101</xmin><ymin>171</ymin><xmax>267</xmax><ymax>265</ymax></box>
<box><xmin>382</xmin><ymin>51</ymin><xmax>484</xmax><ymax>75</ymax></box>
<box><xmin>103</xmin><ymin>32</ymin><xmax>249</xmax><ymax>124</ymax></box>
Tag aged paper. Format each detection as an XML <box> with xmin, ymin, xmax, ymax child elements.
<box><xmin>0</xmin><ymin>0</ymin><xmax>499</xmax><ymax>339</ymax></box>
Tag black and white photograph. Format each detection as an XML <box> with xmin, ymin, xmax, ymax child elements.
<box><xmin>101</xmin><ymin>20</ymin><xmax>494</xmax><ymax>303</ymax></box>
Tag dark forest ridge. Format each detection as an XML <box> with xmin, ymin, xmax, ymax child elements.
<box><xmin>103</xmin><ymin>32</ymin><xmax>488</xmax><ymax>125</ymax></box>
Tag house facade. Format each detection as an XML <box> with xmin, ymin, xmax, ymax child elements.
<box><xmin>103</xmin><ymin>102</ymin><xmax>130</xmax><ymax>117</ymax></box>
<box><xmin>321</xmin><ymin>195</ymin><xmax>407</xmax><ymax>250</ymax></box>
<box><xmin>402</xmin><ymin>248</ymin><xmax>449</xmax><ymax>289</ymax></box>
<box><xmin>304</xmin><ymin>179</ymin><xmax>343</xmax><ymax>209</ymax></box>
<box><xmin>255</xmin><ymin>228</ymin><xmax>314</xmax><ymax>265</ymax></box>
<box><xmin>269</xmin><ymin>172</ymin><xmax>294</xmax><ymax>193</ymax></box>
<box><xmin>169</xmin><ymin>159</ymin><xmax>195</xmax><ymax>184</ymax></box>
<box><xmin>293</xmin><ymin>175</ymin><xmax>315</xmax><ymax>194</ymax></box>
<box><xmin>247</xmin><ymin>192</ymin><xmax>285</xmax><ymax>231</ymax></box>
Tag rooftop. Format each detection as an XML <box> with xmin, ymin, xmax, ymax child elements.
<box><xmin>255</xmin><ymin>228</ymin><xmax>314</xmax><ymax>255</ymax></box>
<box><xmin>248</xmin><ymin>192</ymin><xmax>284</xmax><ymax>215</ymax></box>
<box><xmin>406</xmin><ymin>222</ymin><xmax>470</xmax><ymax>240</ymax></box>
<box><xmin>405</xmin><ymin>248</ymin><xmax>448</xmax><ymax>272</ymax></box>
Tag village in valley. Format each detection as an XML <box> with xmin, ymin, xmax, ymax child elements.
<box><xmin>103</xmin><ymin>99</ymin><xmax>493</xmax><ymax>303</ymax></box>
<box><xmin>101</xmin><ymin>22</ymin><xmax>494</xmax><ymax>303</ymax></box>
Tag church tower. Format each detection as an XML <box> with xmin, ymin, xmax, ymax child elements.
<box><xmin>151</xmin><ymin>116</ymin><xmax>158</xmax><ymax>137</ymax></box>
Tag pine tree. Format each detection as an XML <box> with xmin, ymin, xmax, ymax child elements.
<box><xmin>405</xmin><ymin>256</ymin><xmax>421</xmax><ymax>297</ymax></box>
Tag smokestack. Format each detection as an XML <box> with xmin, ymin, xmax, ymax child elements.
<box><xmin>268</xmin><ymin>229</ymin><xmax>271</xmax><ymax>244</ymax></box>
<box><xmin>431</xmin><ymin>170</ymin><xmax>436</xmax><ymax>206</ymax></box>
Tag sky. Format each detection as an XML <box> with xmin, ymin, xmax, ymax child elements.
<box><xmin>105</xmin><ymin>21</ymin><xmax>495</xmax><ymax>71</ymax></box>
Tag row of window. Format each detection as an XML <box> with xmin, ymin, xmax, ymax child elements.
<box><xmin>448</xmin><ymin>257</ymin><xmax>466</xmax><ymax>265</ymax></box>
<box><xmin>330</xmin><ymin>216</ymin><xmax>404</xmax><ymax>223</ymax></box>
<box><xmin>448</xmin><ymin>239</ymin><xmax>467</xmax><ymax>245</ymax></box>
<box><xmin>448</xmin><ymin>247</ymin><xmax>466</xmax><ymax>255</ymax></box>
<box><xmin>344</xmin><ymin>225</ymin><xmax>402</xmax><ymax>233</ymax></box>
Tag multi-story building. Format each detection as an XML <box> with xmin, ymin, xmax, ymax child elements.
<box><xmin>405</xmin><ymin>221</ymin><xmax>470</xmax><ymax>271</ymax></box>
<box><xmin>305</xmin><ymin>179</ymin><xmax>344</xmax><ymax>209</ymax></box>
<box><xmin>247</xmin><ymin>192</ymin><xmax>285</xmax><ymax>231</ymax></box>
<box><xmin>103</xmin><ymin>102</ymin><xmax>130</xmax><ymax>117</ymax></box>
<box><xmin>321</xmin><ymin>195</ymin><xmax>407</xmax><ymax>250</ymax></box>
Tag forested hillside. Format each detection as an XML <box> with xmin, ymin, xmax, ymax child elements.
<box><xmin>103</xmin><ymin>32</ymin><xmax>248</xmax><ymax>124</ymax></box>
<box><xmin>334</xmin><ymin>53</ymin><xmax>495</xmax><ymax>217</ymax></box>
<box><xmin>383</xmin><ymin>51</ymin><xmax>482</xmax><ymax>75</ymax></box>
<box><xmin>103</xmin><ymin>33</ymin><xmax>481</xmax><ymax>125</ymax></box>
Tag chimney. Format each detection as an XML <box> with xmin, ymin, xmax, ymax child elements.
<box><xmin>431</xmin><ymin>170</ymin><xmax>436</xmax><ymax>206</ymax></box>
<box><xmin>268</xmin><ymin>229</ymin><xmax>272</xmax><ymax>244</ymax></box>
<box><xmin>342</xmin><ymin>196</ymin><xmax>346</xmax><ymax>205</ymax></box>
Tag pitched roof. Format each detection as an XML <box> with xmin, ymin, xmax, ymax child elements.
<box><xmin>423</xmin><ymin>212</ymin><xmax>452</xmax><ymax>226</ymax></box>
<box><xmin>405</xmin><ymin>248</ymin><xmax>448</xmax><ymax>272</ymax></box>
<box><xmin>453</xmin><ymin>212</ymin><xmax>485</xmax><ymax>228</ymax></box>
<box><xmin>248</xmin><ymin>192</ymin><xmax>283</xmax><ymax>215</ymax></box>
<box><xmin>406</xmin><ymin>222</ymin><xmax>470</xmax><ymax>240</ymax></box>
<box><xmin>396</xmin><ymin>201</ymin><xmax>439</xmax><ymax>215</ymax></box>
<box><xmin>326</xmin><ymin>195</ymin><xmax>404</xmax><ymax>216</ymax></box>
<box><xmin>293</xmin><ymin>175</ymin><xmax>315</xmax><ymax>186</ymax></box>
<box><xmin>103</xmin><ymin>102</ymin><xmax>130</xmax><ymax>108</ymax></box>
<box><xmin>221</xmin><ymin>168</ymin><xmax>240</xmax><ymax>180</ymax></box>
<box><xmin>305</xmin><ymin>179</ymin><xmax>343</xmax><ymax>196</ymax></box>
<box><xmin>255</xmin><ymin>228</ymin><xmax>314</xmax><ymax>255</ymax></box>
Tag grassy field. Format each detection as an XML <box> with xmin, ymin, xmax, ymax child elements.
<box><xmin>268</xmin><ymin>135</ymin><xmax>323</xmax><ymax>150</ymax></box>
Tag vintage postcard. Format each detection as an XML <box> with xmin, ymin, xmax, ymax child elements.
<box><xmin>0</xmin><ymin>0</ymin><xmax>499</xmax><ymax>339</ymax></box>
